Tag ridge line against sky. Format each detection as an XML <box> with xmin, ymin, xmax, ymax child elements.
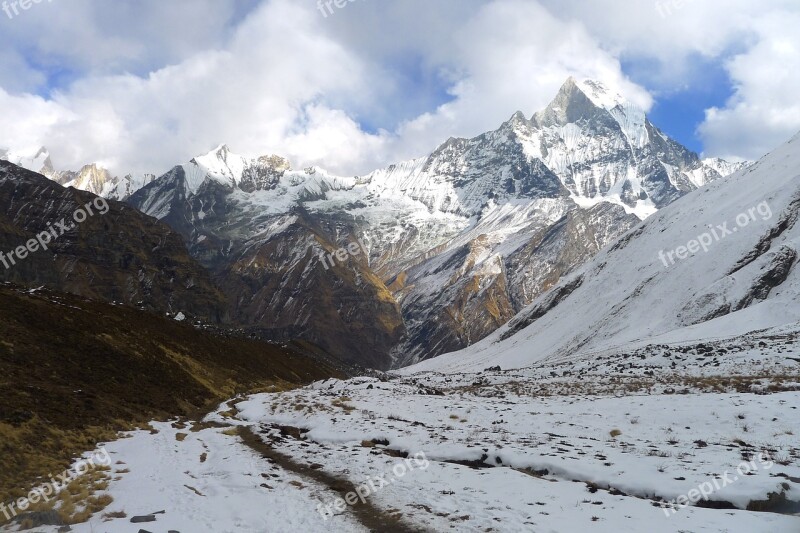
<box><xmin>0</xmin><ymin>0</ymin><xmax>798</xmax><ymax>177</ymax></box>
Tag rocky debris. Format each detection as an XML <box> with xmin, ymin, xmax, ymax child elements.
<box><xmin>131</xmin><ymin>509</ymin><xmax>165</xmax><ymax>524</ymax></box>
<box><xmin>11</xmin><ymin>510</ymin><xmax>63</xmax><ymax>527</ymax></box>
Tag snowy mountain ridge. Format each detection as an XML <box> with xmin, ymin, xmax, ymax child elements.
<box><xmin>406</xmin><ymin>131</ymin><xmax>800</xmax><ymax>374</ymax></box>
<box><xmin>3</xmin><ymin>78</ymin><xmax>747</xmax><ymax>217</ymax></box>
<box><xmin>0</xmin><ymin>146</ymin><xmax>156</xmax><ymax>201</ymax></box>
<box><xmin>119</xmin><ymin>78</ymin><xmax>759</xmax><ymax>367</ymax></box>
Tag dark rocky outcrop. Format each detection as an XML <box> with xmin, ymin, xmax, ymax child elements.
<box><xmin>0</xmin><ymin>161</ymin><xmax>224</xmax><ymax>319</ymax></box>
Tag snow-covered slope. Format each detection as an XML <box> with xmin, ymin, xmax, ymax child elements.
<box><xmin>407</xmin><ymin>131</ymin><xmax>800</xmax><ymax>373</ymax></box>
<box><xmin>683</xmin><ymin>158</ymin><xmax>752</xmax><ymax>188</ymax></box>
<box><xmin>36</xmin><ymin>329</ymin><xmax>799</xmax><ymax>533</ymax></box>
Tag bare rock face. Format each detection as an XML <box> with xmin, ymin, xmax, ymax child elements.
<box><xmin>0</xmin><ymin>161</ymin><xmax>224</xmax><ymax>319</ymax></box>
<box><xmin>390</xmin><ymin>202</ymin><xmax>640</xmax><ymax>367</ymax></box>
<box><xmin>131</xmin><ymin>172</ymin><xmax>405</xmax><ymax>370</ymax></box>
<box><xmin>214</xmin><ymin>212</ymin><xmax>405</xmax><ymax>371</ymax></box>
<box><xmin>239</xmin><ymin>155</ymin><xmax>291</xmax><ymax>193</ymax></box>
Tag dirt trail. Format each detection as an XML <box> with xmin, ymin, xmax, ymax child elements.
<box><xmin>237</xmin><ymin>425</ymin><xmax>430</xmax><ymax>533</ymax></box>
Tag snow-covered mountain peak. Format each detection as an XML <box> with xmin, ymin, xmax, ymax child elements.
<box><xmin>0</xmin><ymin>146</ymin><xmax>54</xmax><ymax>175</ymax></box>
<box><xmin>533</xmin><ymin>77</ymin><xmax>648</xmax><ymax>149</ymax></box>
<box><xmin>256</xmin><ymin>154</ymin><xmax>292</xmax><ymax>173</ymax></box>
<box><xmin>496</xmin><ymin>110</ymin><xmax>534</xmax><ymax>137</ymax></box>
<box><xmin>192</xmin><ymin>144</ymin><xmax>292</xmax><ymax>172</ymax></box>
<box><xmin>357</xmin><ymin>77</ymin><xmax>747</xmax><ymax>222</ymax></box>
<box><xmin>0</xmin><ymin>146</ymin><xmax>157</xmax><ymax>200</ymax></box>
<box><xmin>176</xmin><ymin>145</ymin><xmax>305</xmax><ymax>196</ymax></box>
<box><xmin>533</xmin><ymin>77</ymin><xmax>636</xmax><ymax>119</ymax></box>
<box><xmin>507</xmin><ymin>110</ymin><xmax>529</xmax><ymax>126</ymax></box>
<box><xmin>575</xmin><ymin>79</ymin><xmax>629</xmax><ymax>112</ymax></box>
<box><xmin>532</xmin><ymin>77</ymin><xmax>606</xmax><ymax>127</ymax></box>
<box><xmin>701</xmin><ymin>157</ymin><xmax>752</xmax><ymax>178</ymax></box>
<box><xmin>68</xmin><ymin>163</ymin><xmax>112</xmax><ymax>188</ymax></box>
<box><xmin>188</xmin><ymin>144</ymin><xmax>247</xmax><ymax>189</ymax></box>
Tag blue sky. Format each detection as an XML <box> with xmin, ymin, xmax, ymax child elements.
<box><xmin>0</xmin><ymin>0</ymin><xmax>798</xmax><ymax>175</ymax></box>
<box><xmin>649</xmin><ymin>83</ymin><xmax>732</xmax><ymax>155</ymax></box>
<box><xmin>623</xmin><ymin>57</ymin><xmax>737</xmax><ymax>154</ymax></box>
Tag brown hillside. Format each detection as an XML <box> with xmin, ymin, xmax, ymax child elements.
<box><xmin>0</xmin><ymin>283</ymin><xmax>342</xmax><ymax>504</ymax></box>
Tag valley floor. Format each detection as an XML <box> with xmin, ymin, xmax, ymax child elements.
<box><xmin>8</xmin><ymin>334</ymin><xmax>800</xmax><ymax>533</ymax></box>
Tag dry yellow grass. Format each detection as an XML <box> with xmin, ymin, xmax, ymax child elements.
<box><xmin>14</xmin><ymin>466</ymin><xmax>113</xmax><ymax>527</ymax></box>
<box><xmin>102</xmin><ymin>510</ymin><xmax>127</xmax><ymax>521</ymax></box>
<box><xmin>331</xmin><ymin>397</ymin><xmax>356</xmax><ymax>412</ymax></box>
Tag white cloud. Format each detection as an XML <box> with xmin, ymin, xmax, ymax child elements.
<box><xmin>0</xmin><ymin>0</ymin><xmax>647</xmax><ymax>176</ymax></box>
<box><xmin>1</xmin><ymin>0</ymin><xmax>373</xmax><ymax>175</ymax></box>
<box><xmin>0</xmin><ymin>89</ymin><xmax>75</xmax><ymax>154</ymax></box>
<box><xmin>391</xmin><ymin>0</ymin><xmax>652</xmax><ymax>160</ymax></box>
<box><xmin>0</xmin><ymin>0</ymin><xmax>797</xmax><ymax>176</ymax></box>
<box><xmin>538</xmin><ymin>0</ymin><xmax>800</xmax><ymax>158</ymax></box>
<box><xmin>698</xmin><ymin>11</ymin><xmax>800</xmax><ymax>160</ymax></box>
<box><xmin>0</xmin><ymin>0</ymin><xmax>252</xmax><ymax>84</ymax></box>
